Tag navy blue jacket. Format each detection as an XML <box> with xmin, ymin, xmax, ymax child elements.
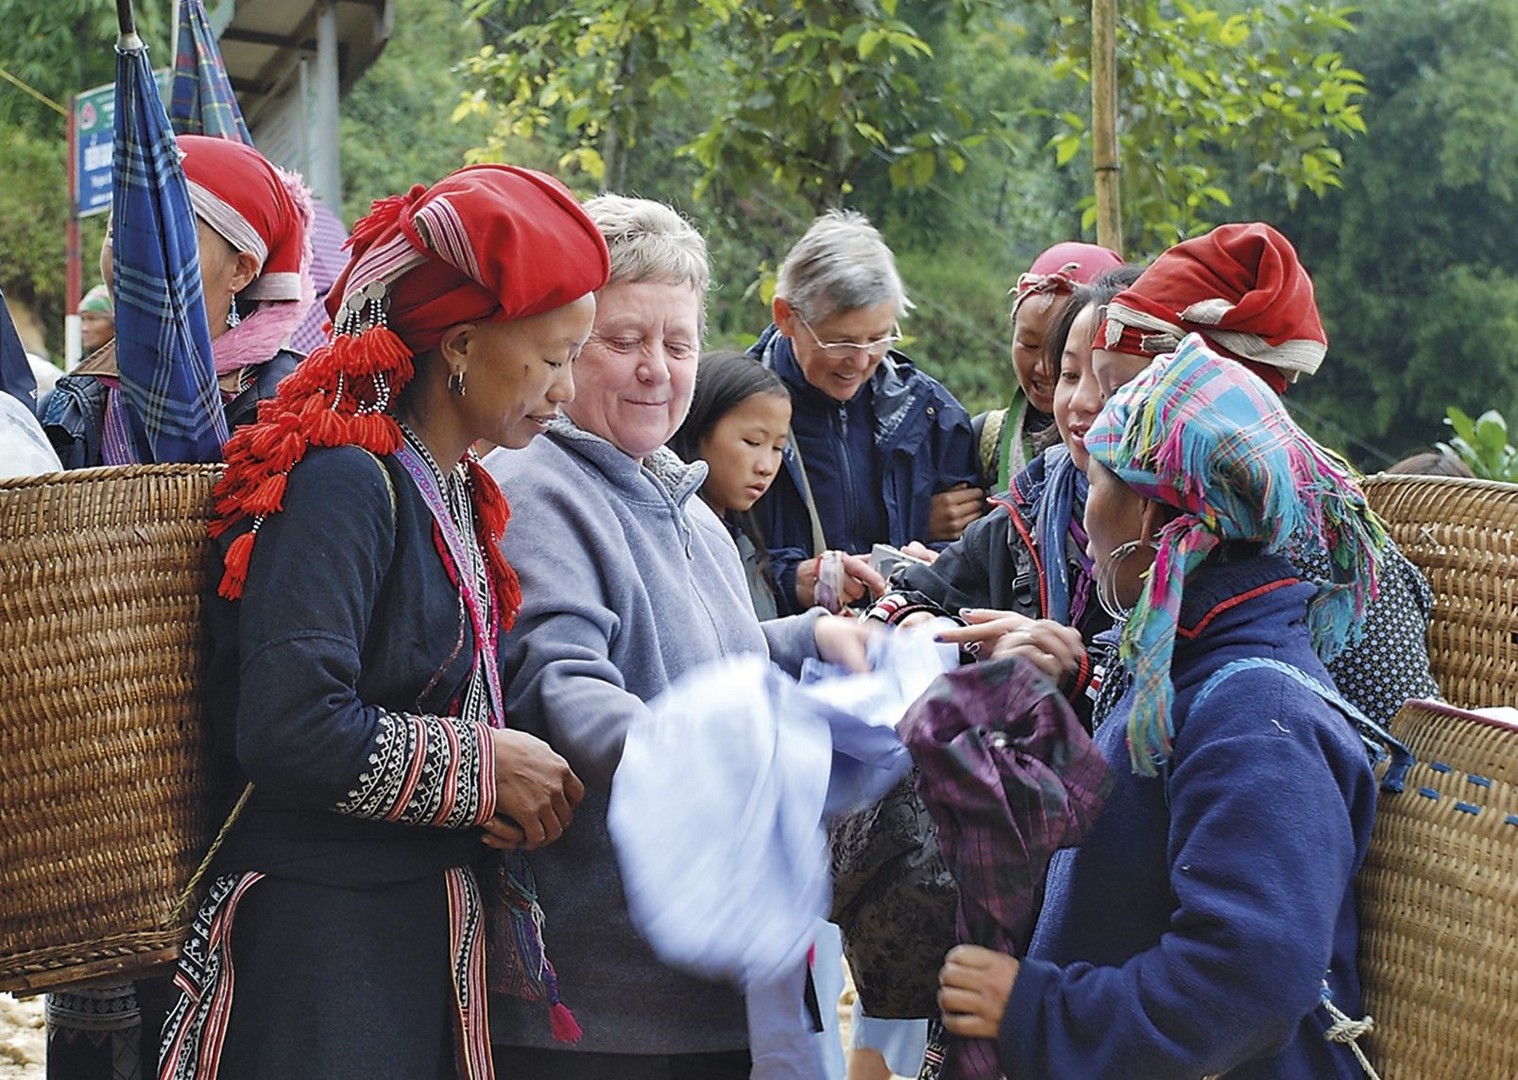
<box><xmin>748</xmin><ymin>324</ymin><xmax>979</xmax><ymax>613</ymax></box>
<box><xmin>1004</xmin><ymin>552</ymin><xmax>1380</xmax><ymax>1079</ymax></box>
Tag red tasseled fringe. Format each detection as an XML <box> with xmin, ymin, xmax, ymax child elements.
<box><xmin>210</xmin><ymin>326</ymin><xmax>417</xmax><ymax>598</ymax></box>
<box><xmin>468</xmin><ymin>458</ymin><xmax>521</xmax><ymax>631</ymax></box>
<box><xmin>219</xmin><ymin>528</ymin><xmax>256</xmax><ymax>600</ymax></box>
<box><xmin>346</xmin><ymin>185</ymin><xmax>427</xmax><ymax>250</ymax></box>
<box><xmin>548</xmin><ymin>1002</ymin><xmax>583</xmax><ymax>1045</ymax></box>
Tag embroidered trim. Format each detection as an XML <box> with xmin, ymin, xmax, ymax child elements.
<box><xmin>337</xmin><ymin>710</ymin><xmax>494</xmax><ymax>827</ymax></box>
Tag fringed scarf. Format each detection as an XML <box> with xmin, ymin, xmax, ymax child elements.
<box><xmin>1084</xmin><ymin>335</ymin><xmax>1387</xmax><ymax>776</ymax></box>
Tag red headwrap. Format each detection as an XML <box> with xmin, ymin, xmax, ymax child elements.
<box><xmin>1096</xmin><ymin>222</ymin><xmax>1326</xmax><ymax>393</ymax></box>
<box><xmin>328</xmin><ymin>164</ymin><xmax>610</xmax><ymax>353</ymax></box>
<box><xmin>1009</xmin><ymin>241</ymin><xmax>1124</xmax><ymax>322</ymax></box>
<box><xmin>180</xmin><ymin>135</ymin><xmax>308</xmax><ymax>303</ymax></box>
<box><xmin>210</xmin><ymin>164</ymin><xmax>611</xmax><ymax>601</ymax></box>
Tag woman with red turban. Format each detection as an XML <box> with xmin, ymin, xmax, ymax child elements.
<box><xmin>157</xmin><ymin>164</ymin><xmax>609</xmax><ymax>1079</ymax></box>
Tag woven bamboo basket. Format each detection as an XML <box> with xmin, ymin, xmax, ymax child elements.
<box><xmin>1363</xmin><ymin>473</ymin><xmax>1518</xmax><ymax>710</ymax></box>
<box><xmin>1359</xmin><ymin>698</ymin><xmax>1518</xmax><ymax>1077</ymax></box>
<box><xmin>0</xmin><ymin>463</ymin><xmax>223</xmax><ymax>993</ymax></box>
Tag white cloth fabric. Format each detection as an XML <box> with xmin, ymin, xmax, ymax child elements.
<box><xmin>607</xmin><ymin>627</ymin><xmax>955</xmax><ymax>1077</ymax></box>
<box><xmin>0</xmin><ymin>390</ymin><xmax>61</xmax><ymax>478</ymax></box>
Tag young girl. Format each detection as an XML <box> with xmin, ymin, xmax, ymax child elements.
<box><xmin>670</xmin><ymin>350</ymin><xmax>792</xmax><ymax>619</ymax></box>
<box><xmin>975</xmin><ymin>242</ymin><xmax>1123</xmax><ymax>493</ymax></box>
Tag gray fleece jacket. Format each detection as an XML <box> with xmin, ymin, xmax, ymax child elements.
<box><xmin>483</xmin><ymin>419</ymin><xmax>820</xmax><ymax>1055</ymax></box>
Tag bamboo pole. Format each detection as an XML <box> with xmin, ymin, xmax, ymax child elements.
<box><xmin>1091</xmin><ymin>0</ymin><xmax>1122</xmax><ymax>257</ymax></box>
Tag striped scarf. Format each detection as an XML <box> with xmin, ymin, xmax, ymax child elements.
<box><xmin>1084</xmin><ymin>335</ymin><xmax>1387</xmax><ymax>776</ymax></box>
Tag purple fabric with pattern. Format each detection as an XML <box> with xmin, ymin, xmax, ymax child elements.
<box><xmin>898</xmin><ymin>655</ymin><xmax>1113</xmax><ymax>1080</ymax></box>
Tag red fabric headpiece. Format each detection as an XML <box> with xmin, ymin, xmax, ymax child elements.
<box><xmin>1096</xmin><ymin>222</ymin><xmax>1326</xmax><ymax>390</ymax></box>
<box><xmin>327</xmin><ymin>164</ymin><xmax>611</xmax><ymax>353</ymax></box>
<box><xmin>1009</xmin><ymin>241</ymin><xmax>1124</xmax><ymax>322</ymax></box>
<box><xmin>180</xmin><ymin>135</ymin><xmax>308</xmax><ymax>303</ymax></box>
<box><xmin>210</xmin><ymin>164</ymin><xmax>610</xmax><ymax>602</ymax></box>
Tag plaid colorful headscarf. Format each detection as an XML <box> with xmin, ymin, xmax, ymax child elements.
<box><xmin>1084</xmin><ymin>335</ymin><xmax>1388</xmax><ymax>776</ymax></box>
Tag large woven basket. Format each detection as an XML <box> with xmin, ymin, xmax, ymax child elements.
<box><xmin>1363</xmin><ymin>473</ymin><xmax>1518</xmax><ymax>709</ymax></box>
<box><xmin>1359</xmin><ymin>698</ymin><xmax>1518</xmax><ymax>1077</ymax></box>
<box><xmin>0</xmin><ymin>463</ymin><xmax>222</xmax><ymax>993</ymax></box>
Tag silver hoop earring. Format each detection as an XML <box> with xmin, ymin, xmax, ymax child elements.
<box><xmin>226</xmin><ymin>298</ymin><xmax>241</xmax><ymax>328</ymax></box>
<box><xmin>448</xmin><ymin>368</ymin><xmax>467</xmax><ymax>397</ymax></box>
<box><xmin>1095</xmin><ymin>538</ymin><xmax>1157</xmax><ymax>623</ymax></box>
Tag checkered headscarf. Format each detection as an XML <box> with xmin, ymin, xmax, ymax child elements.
<box><xmin>1085</xmin><ymin>335</ymin><xmax>1387</xmax><ymax>776</ymax></box>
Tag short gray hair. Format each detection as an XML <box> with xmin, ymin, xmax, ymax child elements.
<box><xmin>582</xmin><ymin>193</ymin><xmax>710</xmax><ymax>296</ymax></box>
<box><xmin>774</xmin><ymin>209</ymin><xmax>913</xmax><ymax>323</ymax></box>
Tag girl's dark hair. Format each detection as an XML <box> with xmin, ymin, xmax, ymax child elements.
<box><xmin>669</xmin><ymin>350</ymin><xmax>789</xmax><ymax>463</ymax></box>
<box><xmin>1030</xmin><ymin>264</ymin><xmax>1144</xmax><ymax>453</ymax></box>
<box><xmin>670</xmin><ymin>350</ymin><xmax>792</xmax><ymax>593</ymax></box>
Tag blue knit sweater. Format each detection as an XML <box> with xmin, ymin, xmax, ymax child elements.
<box><xmin>1001</xmin><ymin>552</ymin><xmax>1379</xmax><ymax>1079</ymax></box>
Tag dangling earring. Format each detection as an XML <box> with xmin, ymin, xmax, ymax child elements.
<box><xmin>226</xmin><ymin>298</ymin><xmax>241</xmax><ymax>328</ymax></box>
<box><xmin>1095</xmin><ymin>538</ymin><xmax>1158</xmax><ymax>623</ymax></box>
<box><xmin>448</xmin><ymin>368</ymin><xmax>467</xmax><ymax>397</ymax></box>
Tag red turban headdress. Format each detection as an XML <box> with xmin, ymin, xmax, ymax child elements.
<box><xmin>1096</xmin><ymin>222</ymin><xmax>1326</xmax><ymax>394</ymax></box>
<box><xmin>210</xmin><ymin>164</ymin><xmax>611</xmax><ymax>600</ymax></box>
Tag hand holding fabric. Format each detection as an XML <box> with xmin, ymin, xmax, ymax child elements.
<box><xmin>939</xmin><ymin>944</ymin><xmax>1020</xmax><ymax>1040</ymax></box>
<box><xmin>798</xmin><ymin>550</ymin><xmax>888</xmax><ymax>611</ymax></box>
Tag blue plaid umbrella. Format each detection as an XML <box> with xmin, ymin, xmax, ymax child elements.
<box><xmin>170</xmin><ymin>0</ymin><xmax>253</xmax><ymax>143</ymax></box>
<box><xmin>111</xmin><ymin>16</ymin><xmax>226</xmax><ymax>463</ymax></box>
<box><xmin>0</xmin><ymin>286</ymin><xmax>39</xmax><ymax>416</ymax></box>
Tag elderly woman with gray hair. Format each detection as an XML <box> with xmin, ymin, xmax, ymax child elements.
<box><xmin>748</xmin><ymin>209</ymin><xmax>984</xmax><ymax>617</ymax></box>
<box><xmin>483</xmin><ymin>194</ymin><xmax>872</xmax><ymax>1079</ymax></box>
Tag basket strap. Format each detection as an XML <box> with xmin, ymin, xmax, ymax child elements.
<box><xmin>166</xmin><ymin>782</ymin><xmax>253</xmax><ymax>928</ymax></box>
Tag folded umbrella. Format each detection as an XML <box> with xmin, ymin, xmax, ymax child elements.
<box><xmin>111</xmin><ymin>1</ymin><xmax>226</xmax><ymax>463</ymax></box>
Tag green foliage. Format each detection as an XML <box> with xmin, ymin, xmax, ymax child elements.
<box><xmin>340</xmin><ymin>0</ymin><xmax>499</xmax><ymax>224</ymax></box>
<box><xmin>458</xmin><ymin>0</ymin><xmax>1008</xmax><ymax>212</ymax></box>
<box><xmin>0</xmin><ymin>0</ymin><xmax>164</xmax><ymax>353</ymax></box>
<box><xmin>0</xmin><ymin>0</ymin><xmax>170</xmax><ymax>135</ymax></box>
<box><xmin>1046</xmin><ymin>0</ymin><xmax>1366</xmax><ymax>256</ymax></box>
<box><xmin>1247</xmin><ymin>0</ymin><xmax>1518</xmax><ymax>467</ymax></box>
<box><xmin>1439</xmin><ymin>408</ymin><xmax>1518</xmax><ymax>482</ymax></box>
<box><xmin>458</xmin><ymin>0</ymin><xmax>744</xmax><ymax>192</ymax></box>
<box><xmin>0</xmin><ymin>127</ymin><xmax>71</xmax><ymax>346</ymax></box>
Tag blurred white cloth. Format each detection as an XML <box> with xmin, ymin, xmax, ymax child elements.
<box><xmin>607</xmin><ymin>627</ymin><xmax>955</xmax><ymax>1078</ymax></box>
<box><xmin>0</xmin><ymin>391</ymin><xmax>61</xmax><ymax>479</ymax></box>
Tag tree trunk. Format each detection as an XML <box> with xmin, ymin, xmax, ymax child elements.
<box><xmin>1091</xmin><ymin>0</ymin><xmax>1122</xmax><ymax>257</ymax></box>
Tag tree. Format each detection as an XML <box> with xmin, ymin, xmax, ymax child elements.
<box><xmin>339</xmin><ymin>0</ymin><xmax>497</xmax><ymax>225</ymax></box>
<box><xmin>1253</xmin><ymin>0</ymin><xmax>1518</xmax><ymax>466</ymax></box>
<box><xmin>0</xmin><ymin>0</ymin><xmax>170</xmax><ymax>354</ymax></box>
<box><xmin>1045</xmin><ymin>0</ymin><xmax>1367</xmax><ymax>257</ymax></box>
<box><xmin>458</xmin><ymin>0</ymin><xmax>1007</xmax><ymax>212</ymax></box>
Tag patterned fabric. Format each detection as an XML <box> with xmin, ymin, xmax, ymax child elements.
<box><xmin>334</xmin><ymin>709</ymin><xmax>496</xmax><ymax>825</ymax></box>
<box><xmin>1085</xmin><ymin>336</ymin><xmax>1388</xmax><ymax>776</ymax></box>
<box><xmin>112</xmin><ymin>35</ymin><xmax>225</xmax><ymax>463</ymax></box>
<box><xmin>288</xmin><ymin>200</ymin><xmax>350</xmax><ymax>354</ymax></box>
<box><xmin>169</xmin><ymin>0</ymin><xmax>253</xmax><ymax>143</ymax></box>
<box><xmin>898</xmin><ymin>655</ymin><xmax>1113</xmax><ymax>1080</ymax></box>
<box><xmin>159</xmin><ymin>867</ymin><xmax>493</xmax><ymax>1079</ymax></box>
<box><xmin>1008</xmin><ymin>242</ymin><xmax>1123</xmax><ymax>325</ymax></box>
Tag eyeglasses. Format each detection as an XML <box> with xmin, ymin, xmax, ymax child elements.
<box><xmin>797</xmin><ymin>315</ymin><xmax>902</xmax><ymax>360</ymax></box>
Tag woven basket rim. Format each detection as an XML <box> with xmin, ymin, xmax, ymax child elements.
<box><xmin>1397</xmin><ymin>696</ymin><xmax>1518</xmax><ymax>736</ymax></box>
<box><xmin>0</xmin><ymin>460</ymin><xmax>222</xmax><ymax>495</ymax></box>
